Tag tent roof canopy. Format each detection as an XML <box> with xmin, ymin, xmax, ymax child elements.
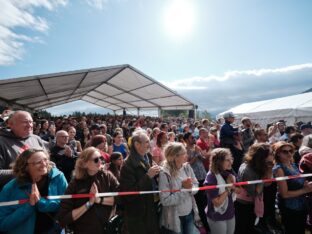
<box><xmin>0</xmin><ymin>64</ymin><xmax>195</xmax><ymax>112</ymax></box>
<box><xmin>217</xmin><ymin>92</ymin><xmax>312</xmax><ymax>126</ymax></box>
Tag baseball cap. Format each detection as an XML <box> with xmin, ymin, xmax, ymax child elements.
<box><xmin>300</xmin><ymin>123</ymin><xmax>312</xmax><ymax>131</ymax></box>
<box><xmin>223</xmin><ymin>112</ymin><xmax>235</xmax><ymax>119</ymax></box>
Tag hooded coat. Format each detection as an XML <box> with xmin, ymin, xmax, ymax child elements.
<box><xmin>158</xmin><ymin>163</ymin><xmax>199</xmax><ymax>233</ymax></box>
<box><xmin>0</xmin><ymin>129</ymin><xmax>46</xmax><ymax>188</ymax></box>
<box><xmin>0</xmin><ymin>167</ymin><xmax>67</xmax><ymax>234</ymax></box>
<box><xmin>119</xmin><ymin>151</ymin><xmax>159</xmax><ymax>234</ymax></box>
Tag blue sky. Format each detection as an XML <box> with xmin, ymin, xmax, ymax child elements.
<box><xmin>0</xmin><ymin>0</ymin><xmax>312</xmax><ymax>116</ymax></box>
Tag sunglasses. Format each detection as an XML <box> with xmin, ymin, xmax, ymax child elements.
<box><xmin>91</xmin><ymin>157</ymin><xmax>104</xmax><ymax>164</ymax></box>
<box><xmin>265</xmin><ymin>161</ymin><xmax>274</xmax><ymax>166</ymax></box>
<box><xmin>281</xmin><ymin>149</ymin><xmax>294</xmax><ymax>155</ymax></box>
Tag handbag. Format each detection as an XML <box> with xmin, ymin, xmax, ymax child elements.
<box><xmin>41</xmin><ymin>222</ymin><xmax>63</xmax><ymax>234</ymax></box>
<box><xmin>94</xmin><ymin>204</ymin><xmax>123</xmax><ymax>234</ymax></box>
<box><xmin>104</xmin><ymin>214</ymin><xmax>124</xmax><ymax>234</ymax></box>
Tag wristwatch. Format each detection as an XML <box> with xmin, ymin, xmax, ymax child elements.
<box><xmin>85</xmin><ymin>201</ymin><xmax>93</xmax><ymax>209</ymax></box>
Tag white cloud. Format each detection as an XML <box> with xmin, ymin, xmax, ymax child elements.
<box><xmin>0</xmin><ymin>0</ymin><xmax>67</xmax><ymax>65</ymax></box>
<box><xmin>160</xmin><ymin>63</ymin><xmax>312</xmax><ymax>115</ymax></box>
<box><xmin>86</xmin><ymin>0</ymin><xmax>108</xmax><ymax>10</ymax></box>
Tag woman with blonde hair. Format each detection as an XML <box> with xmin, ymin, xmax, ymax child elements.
<box><xmin>159</xmin><ymin>142</ymin><xmax>200</xmax><ymax>234</ymax></box>
<box><xmin>58</xmin><ymin>147</ymin><xmax>119</xmax><ymax>234</ymax></box>
<box><xmin>0</xmin><ymin>148</ymin><xmax>67</xmax><ymax>234</ymax></box>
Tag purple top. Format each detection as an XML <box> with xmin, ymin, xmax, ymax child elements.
<box><xmin>204</xmin><ymin>171</ymin><xmax>235</xmax><ymax>221</ymax></box>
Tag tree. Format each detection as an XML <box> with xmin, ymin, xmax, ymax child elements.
<box><xmin>161</xmin><ymin>110</ymin><xmax>188</xmax><ymax>118</ymax></box>
<box><xmin>197</xmin><ymin>110</ymin><xmax>212</xmax><ymax>120</ymax></box>
<box><xmin>35</xmin><ymin>110</ymin><xmax>52</xmax><ymax>119</ymax></box>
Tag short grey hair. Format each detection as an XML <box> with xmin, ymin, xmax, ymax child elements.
<box><xmin>302</xmin><ymin>134</ymin><xmax>312</xmax><ymax>149</ymax></box>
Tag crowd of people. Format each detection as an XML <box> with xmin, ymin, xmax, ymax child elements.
<box><xmin>0</xmin><ymin>108</ymin><xmax>312</xmax><ymax>234</ymax></box>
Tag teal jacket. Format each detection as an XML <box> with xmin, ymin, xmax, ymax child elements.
<box><xmin>0</xmin><ymin>167</ymin><xmax>68</xmax><ymax>234</ymax></box>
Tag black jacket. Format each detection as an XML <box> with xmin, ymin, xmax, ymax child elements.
<box><xmin>119</xmin><ymin>151</ymin><xmax>159</xmax><ymax>234</ymax></box>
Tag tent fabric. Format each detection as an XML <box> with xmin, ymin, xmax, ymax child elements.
<box><xmin>217</xmin><ymin>92</ymin><xmax>312</xmax><ymax>127</ymax></box>
<box><xmin>0</xmin><ymin>64</ymin><xmax>195</xmax><ymax>112</ymax></box>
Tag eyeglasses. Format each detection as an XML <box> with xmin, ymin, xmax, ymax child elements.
<box><xmin>281</xmin><ymin>149</ymin><xmax>294</xmax><ymax>155</ymax></box>
<box><xmin>91</xmin><ymin>157</ymin><xmax>104</xmax><ymax>164</ymax></box>
<box><xmin>28</xmin><ymin>158</ymin><xmax>49</xmax><ymax>166</ymax></box>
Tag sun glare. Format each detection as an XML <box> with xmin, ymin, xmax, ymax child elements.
<box><xmin>163</xmin><ymin>0</ymin><xmax>196</xmax><ymax>40</ymax></box>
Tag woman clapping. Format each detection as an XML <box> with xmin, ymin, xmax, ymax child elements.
<box><xmin>0</xmin><ymin>148</ymin><xmax>67</xmax><ymax>234</ymax></box>
<box><xmin>58</xmin><ymin>147</ymin><xmax>119</xmax><ymax>234</ymax></box>
<box><xmin>204</xmin><ymin>148</ymin><xmax>237</xmax><ymax>234</ymax></box>
<box><xmin>159</xmin><ymin>142</ymin><xmax>200</xmax><ymax>234</ymax></box>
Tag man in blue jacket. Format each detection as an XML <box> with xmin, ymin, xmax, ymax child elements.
<box><xmin>220</xmin><ymin>112</ymin><xmax>238</xmax><ymax>148</ymax></box>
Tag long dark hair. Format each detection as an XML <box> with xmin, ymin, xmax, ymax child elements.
<box><xmin>156</xmin><ymin>131</ymin><xmax>167</xmax><ymax>148</ymax></box>
<box><xmin>108</xmin><ymin>152</ymin><xmax>122</xmax><ymax>181</ymax></box>
<box><xmin>244</xmin><ymin>143</ymin><xmax>271</xmax><ymax>178</ymax></box>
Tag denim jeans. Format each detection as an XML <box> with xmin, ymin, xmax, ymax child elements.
<box><xmin>160</xmin><ymin>211</ymin><xmax>199</xmax><ymax>234</ymax></box>
<box><xmin>179</xmin><ymin>211</ymin><xmax>198</xmax><ymax>234</ymax></box>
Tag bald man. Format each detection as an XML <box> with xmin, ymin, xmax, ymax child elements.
<box><xmin>0</xmin><ymin>111</ymin><xmax>46</xmax><ymax>189</ymax></box>
<box><xmin>50</xmin><ymin>130</ymin><xmax>77</xmax><ymax>182</ymax></box>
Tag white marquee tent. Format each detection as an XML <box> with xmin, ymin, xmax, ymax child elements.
<box><xmin>0</xmin><ymin>64</ymin><xmax>196</xmax><ymax>115</ymax></box>
<box><xmin>217</xmin><ymin>92</ymin><xmax>312</xmax><ymax>127</ymax></box>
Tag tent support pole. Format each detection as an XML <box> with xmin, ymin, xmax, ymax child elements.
<box><xmin>194</xmin><ymin>105</ymin><xmax>198</xmax><ymax>121</ymax></box>
<box><xmin>158</xmin><ymin>108</ymin><xmax>161</xmax><ymax>118</ymax></box>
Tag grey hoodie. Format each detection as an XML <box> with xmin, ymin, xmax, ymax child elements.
<box><xmin>159</xmin><ymin>163</ymin><xmax>200</xmax><ymax>233</ymax></box>
<box><xmin>0</xmin><ymin>129</ymin><xmax>46</xmax><ymax>188</ymax></box>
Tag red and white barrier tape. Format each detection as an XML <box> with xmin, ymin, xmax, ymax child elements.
<box><xmin>1</xmin><ymin>173</ymin><xmax>312</xmax><ymax>207</ymax></box>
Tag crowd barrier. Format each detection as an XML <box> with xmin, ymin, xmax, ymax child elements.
<box><xmin>1</xmin><ymin>173</ymin><xmax>312</xmax><ymax>207</ymax></box>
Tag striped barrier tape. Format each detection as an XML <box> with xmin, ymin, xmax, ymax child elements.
<box><xmin>1</xmin><ymin>173</ymin><xmax>312</xmax><ymax>207</ymax></box>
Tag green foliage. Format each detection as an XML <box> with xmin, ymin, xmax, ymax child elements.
<box><xmin>70</xmin><ymin>111</ymin><xmax>108</xmax><ymax>117</ymax></box>
<box><xmin>161</xmin><ymin>110</ymin><xmax>188</xmax><ymax>118</ymax></box>
<box><xmin>197</xmin><ymin>110</ymin><xmax>212</xmax><ymax>120</ymax></box>
<box><xmin>35</xmin><ymin>110</ymin><xmax>52</xmax><ymax>118</ymax></box>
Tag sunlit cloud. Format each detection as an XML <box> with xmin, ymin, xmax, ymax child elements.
<box><xmin>160</xmin><ymin>63</ymin><xmax>312</xmax><ymax>115</ymax></box>
<box><xmin>86</xmin><ymin>0</ymin><xmax>108</xmax><ymax>10</ymax></box>
<box><xmin>161</xmin><ymin>63</ymin><xmax>312</xmax><ymax>90</ymax></box>
<box><xmin>0</xmin><ymin>0</ymin><xmax>67</xmax><ymax>65</ymax></box>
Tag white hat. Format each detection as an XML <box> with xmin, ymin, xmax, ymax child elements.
<box><xmin>223</xmin><ymin>112</ymin><xmax>235</xmax><ymax>119</ymax></box>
